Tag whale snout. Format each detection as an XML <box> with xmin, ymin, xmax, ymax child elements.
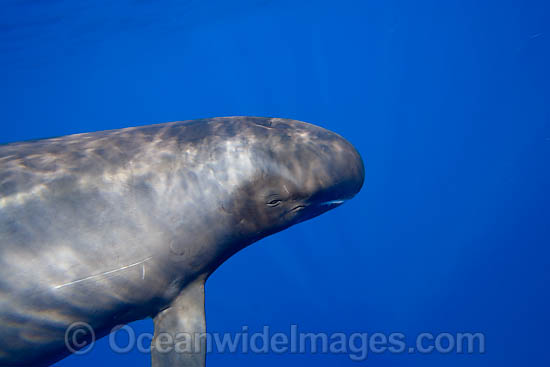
<box><xmin>305</xmin><ymin>126</ymin><xmax>365</xmax><ymax>205</ymax></box>
<box><xmin>329</xmin><ymin>133</ymin><xmax>365</xmax><ymax>199</ymax></box>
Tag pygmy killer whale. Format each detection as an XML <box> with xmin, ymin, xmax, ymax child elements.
<box><xmin>0</xmin><ymin>116</ymin><xmax>364</xmax><ymax>366</ymax></box>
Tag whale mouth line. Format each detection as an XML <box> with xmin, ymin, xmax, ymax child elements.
<box><xmin>320</xmin><ymin>199</ymin><xmax>345</xmax><ymax>206</ymax></box>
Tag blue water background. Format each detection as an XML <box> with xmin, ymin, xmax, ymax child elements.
<box><xmin>1</xmin><ymin>1</ymin><xmax>549</xmax><ymax>366</ymax></box>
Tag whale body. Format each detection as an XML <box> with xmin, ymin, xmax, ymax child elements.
<box><xmin>0</xmin><ymin>116</ymin><xmax>364</xmax><ymax>366</ymax></box>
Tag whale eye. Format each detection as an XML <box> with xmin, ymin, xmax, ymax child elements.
<box><xmin>266</xmin><ymin>199</ymin><xmax>282</xmax><ymax>207</ymax></box>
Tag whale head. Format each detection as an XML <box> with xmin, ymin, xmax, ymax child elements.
<box><xmin>155</xmin><ymin>116</ymin><xmax>364</xmax><ymax>275</ymax></box>
<box><xmin>214</xmin><ymin>117</ymin><xmax>365</xmax><ymax>243</ymax></box>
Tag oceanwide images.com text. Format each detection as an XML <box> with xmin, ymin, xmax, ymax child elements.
<box><xmin>65</xmin><ymin>323</ymin><xmax>485</xmax><ymax>361</ymax></box>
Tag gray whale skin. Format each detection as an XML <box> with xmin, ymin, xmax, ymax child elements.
<box><xmin>0</xmin><ymin>116</ymin><xmax>364</xmax><ymax>366</ymax></box>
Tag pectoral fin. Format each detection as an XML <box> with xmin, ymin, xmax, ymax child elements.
<box><xmin>151</xmin><ymin>278</ymin><xmax>206</xmax><ymax>367</ymax></box>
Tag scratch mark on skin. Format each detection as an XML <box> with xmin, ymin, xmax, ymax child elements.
<box><xmin>53</xmin><ymin>257</ymin><xmax>153</xmax><ymax>289</ymax></box>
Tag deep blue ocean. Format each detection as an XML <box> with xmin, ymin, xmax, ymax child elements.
<box><xmin>1</xmin><ymin>1</ymin><xmax>549</xmax><ymax>366</ymax></box>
